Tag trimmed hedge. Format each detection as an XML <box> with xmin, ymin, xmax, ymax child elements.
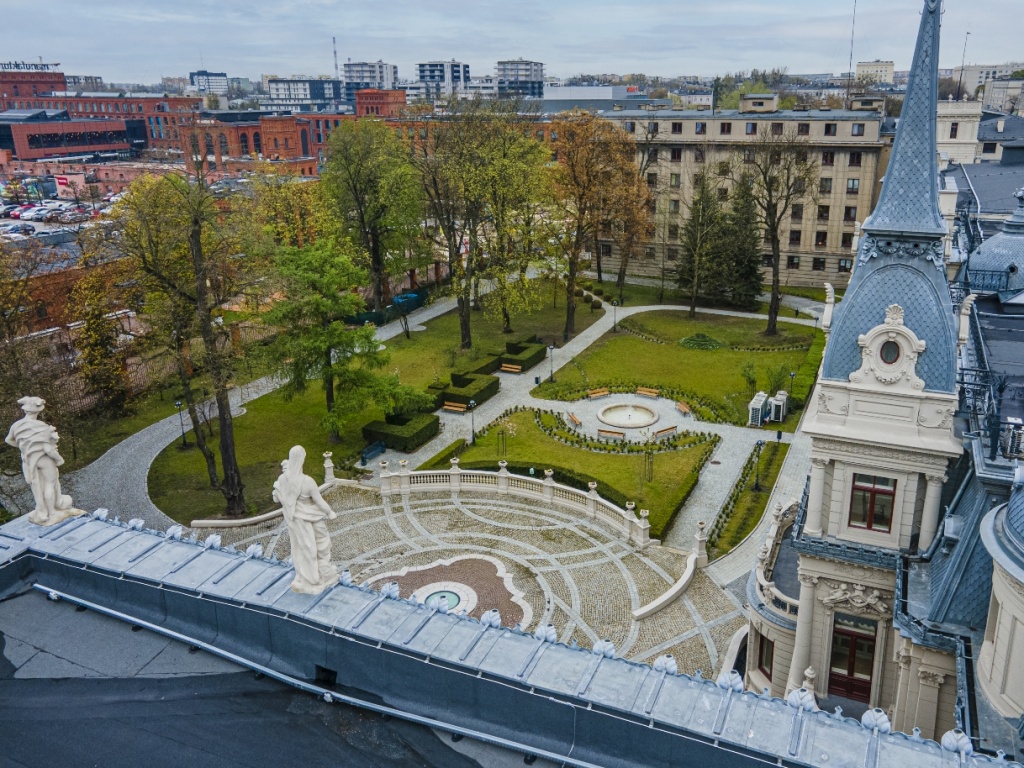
<box><xmin>790</xmin><ymin>330</ymin><xmax>826</xmax><ymax>407</ymax></box>
<box><xmin>455</xmin><ymin>353</ymin><xmax>502</xmax><ymax>376</ymax></box>
<box><xmin>442</xmin><ymin>372</ymin><xmax>500</xmax><ymax>407</ymax></box>
<box><xmin>417</xmin><ymin>438</ymin><xmax>467</xmax><ymax>469</ymax></box>
<box><xmin>502</xmin><ymin>340</ymin><xmax>547</xmax><ymax>372</ymax></box>
<box><xmin>454</xmin><ymin>459</ymin><xmax>632</xmax><ymax>511</ymax></box>
<box><xmin>362</xmin><ymin>412</ymin><xmax>440</xmax><ymax>452</ymax></box>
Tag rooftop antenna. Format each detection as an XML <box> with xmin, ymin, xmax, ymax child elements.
<box><xmin>845</xmin><ymin>0</ymin><xmax>858</xmax><ymax>109</ymax></box>
<box><xmin>333</xmin><ymin>37</ymin><xmax>340</xmax><ymax>81</ymax></box>
<box><xmin>955</xmin><ymin>31</ymin><xmax>970</xmax><ymax>100</ymax></box>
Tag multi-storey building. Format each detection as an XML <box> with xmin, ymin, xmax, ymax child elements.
<box><xmin>189</xmin><ymin>70</ymin><xmax>229</xmax><ymax>96</ymax></box>
<box><xmin>603</xmin><ymin>93</ymin><xmax>884</xmax><ymax>288</ymax></box>
<box><xmin>342</xmin><ymin>60</ymin><xmax>398</xmax><ymax>103</ymax></box>
<box><xmin>856</xmin><ymin>60</ymin><xmax>895</xmax><ymax>85</ymax></box>
<box><xmin>983</xmin><ymin>78</ymin><xmax>1024</xmax><ymax>115</ymax></box>
<box><xmin>0</xmin><ymin>62</ymin><xmax>66</xmax><ymax>109</ymax></box>
<box><xmin>954</xmin><ymin>62</ymin><xmax>1024</xmax><ymax>95</ymax></box>
<box><xmin>744</xmin><ymin>2</ymin><xmax>1024</xmax><ymax>756</ymax></box>
<box><xmin>0</xmin><ymin>109</ymin><xmax>137</xmax><ymax>161</ymax></box>
<box><xmin>259</xmin><ymin>77</ymin><xmax>345</xmax><ymax>113</ymax></box>
<box><xmin>354</xmin><ymin>89</ymin><xmax>406</xmax><ymax>117</ymax></box>
<box><xmin>936</xmin><ymin>98</ymin><xmax>983</xmax><ymax>165</ymax></box>
<box><xmin>416</xmin><ymin>60</ymin><xmax>470</xmax><ymax>99</ymax></box>
<box><xmin>495</xmin><ymin>59</ymin><xmax>544</xmax><ymax>98</ymax></box>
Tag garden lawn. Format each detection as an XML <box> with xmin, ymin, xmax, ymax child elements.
<box><xmin>534</xmin><ymin>311</ymin><xmax>818</xmax><ymax>425</ymax></box>
<box><xmin>778</xmin><ymin>285</ymin><xmax>845</xmax><ymax>303</ymax></box>
<box><xmin>419</xmin><ymin>410</ymin><xmax>713</xmax><ymax>538</ymax></box>
<box><xmin>383</xmin><ymin>279</ymin><xmax>603</xmax><ymax>389</ymax></box>
<box><xmin>149</xmin><ymin>386</ymin><xmax>379</xmax><ymax>524</ymax></box>
<box><xmin>583</xmin><ymin>280</ymin><xmax>769</xmax><ymax>315</ymax></box>
<box><xmin>709</xmin><ymin>441</ymin><xmax>789</xmax><ymax>559</ymax></box>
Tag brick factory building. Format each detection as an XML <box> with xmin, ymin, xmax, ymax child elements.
<box><xmin>0</xmin><ymin>62</ymin><xmax>66</xmax><ymax>108</ymax></box>
<box><xmin>355</xmin><ymin>89</ymin><xmax>407</xmax><ymax>117</ymax></box>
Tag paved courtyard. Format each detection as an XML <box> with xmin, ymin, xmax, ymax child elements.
<box><xmin>219</xmin><ymin>485</ymin><xmax>746</xmax><ymax>676</ymax></box>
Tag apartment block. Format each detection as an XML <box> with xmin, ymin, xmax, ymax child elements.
<box><xmin>602</xmin><ymin>96</ymin><xmax>884</xmax><ymax>288</ymax></box>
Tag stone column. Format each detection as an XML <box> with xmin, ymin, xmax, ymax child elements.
<box><xmin>322</xmin><ymin>452</ymin><xmax>335</xmax><ymax>483</ymax></box>
<box><xmin>449</xmin><ymin>457</ymin><xmax>461</xmax><ymax>492</ymax></box>
<box><xmin>497</xmin><ymin>460</ymin><xmax>509</xmax><ymax>493</ymax></box>
<box><xmin>379</xmin><ymin>460</ymin><xmax>391</xmax><ymax>497</ymax></box>
<box><xmin>399</xmin><ymin>460</ymin><xmax>410</xmax><ymax>495</ymax></box>
<box><xmin>804</xmin><ymin>459</ymin><xmax>828</xmax><ymax>537</ymax></box>
<box><xmin>542</xmin><ymin>469</ymin><xmax>555</xmax><ymax>501</ymax></box>
<box><xmin>587</xmin><ymin>481</ymin><xmax>599</xmax><ymax>518</ymax></box>
<box><xmin>694</xmin><ymin>521</ymin><xmax>708</xmax><ymax>568</ymax></box>
<box><xmin>915</xmin><ymin>668</ymin><xmax>946</xmax><ymax>740</ymax></box>
<box><xmin>787</xmin><ymin>571</ymin><xmax>817</xmax><ymax>694</ymax></box>
<box><xmin>918</xmin><ymin>474</ymin><xmax>946</xmax><ymax>552</ymax></box>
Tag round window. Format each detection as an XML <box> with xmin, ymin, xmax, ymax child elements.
<box><xmin>880</xmin><ymin>340</ymin><xmax>900</xmax><ymax>365</ymax></box>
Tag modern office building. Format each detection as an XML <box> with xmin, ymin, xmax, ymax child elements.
<box><xmin>856</xmin><ymin>60</ymin><xmax>896</xmax><ymax>85</ymax></box>
<box><xmin>416</xmin><ymin>60</ymin><xmax>470</xmax><ymax>99</ymax></box>
<box><xmin>259</xmin><ymin>78</ymin><xmax>346</xmax><ymax>113</ymax></box>
<box><xmin>342</xmin><ymin>60</ymin><xmax>398</xmax><ymax>103</ymax></box>
<box><xmin>495</xmin><ymin>59</ymin><xmax>544</xmax><ymax>97</ymax></box>
<box><xmin>188</xmin><ymin>70</ymin><xmax>229</xmax><ymax>96</ymax></box>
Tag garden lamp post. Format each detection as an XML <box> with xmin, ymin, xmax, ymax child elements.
<box><xmin>469</xmin><ymin>399</ymin><xmax>476</xmax><ymax>445</ymax></box>
<box><xmin>548</xmin><ymin>345</ymin><xmax>555</xmax><ymax>383</ymax></box>
<box><xmin>754</xmin><ymin>439</ymin><xmax>766</xmax><ymax>491</ymax></box>
<box><xmin>612</xmin><ymin>300</ymin><xmax>619</xmax><ymax>332</ymax></box>
<box><xmin>175</xmin><ymin>400</ymin><xmax>187</xmax><ymax>447</ymax></box>
<box><xmin>789</xmin><ymin>371</ymin><xmax>796</xmax><ymax>393</ymax></box>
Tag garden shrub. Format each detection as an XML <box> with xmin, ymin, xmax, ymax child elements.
<box><xmin>789</xmin><ymin>330</ymin><xmax>825</xmax><ymax>407</ymax></box>
<box><xmin>591</xmin><ymin>299</ymin><xmax>603</xmax><ymax>310</ymax></box>
<box><xmin>442</xmin><ymin>372</ymin><xmax>500</xmax><ymax>406</ymax></box>
<box><xmin>679</xmin><ymin>333</ymin><xmax>724</xmax><ymax>350</ymax></box>
<box><xmin>417</xmin><ymin>439</ymin><xmax>467</xmax><ymax>469</ymax></box>
<box><xmin>362</xmin><ymin>412</ymin><xmax>440</xmax><ymax>452</ymax></box>
<box><xmin>593</xmin><ymin>287</ymin><xmax>604</xmax><ymax>296</ymax></box>
<box><xmin>502</xmin><ymin>340</ymin><xmax>547</xmax><ymax>371</ymax></box>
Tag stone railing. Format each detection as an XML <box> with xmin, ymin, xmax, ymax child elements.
<box><xmin>379</xmin><ymin>458</ymin><xmax>653</xmax><ymax>549</ymax></box>
<box><xmin>753</xmin><ymin>502</ymin><xmax>800</xmax><ymax>621</ymax></box>
<box><xmin>191</xmin><ymin>453</ymin><xmax>369</xmax><ymax>533</ymax></box>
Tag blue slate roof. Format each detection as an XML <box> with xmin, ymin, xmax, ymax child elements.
<box><xmin>967</xmin><ymin>191</ymin><xmax>1024</xmax><ymax>293</ymax></box>
<box><xmin>821</xmin><ymin>0</ymin><xmax>957</xmax><ymax>394</ymax></box>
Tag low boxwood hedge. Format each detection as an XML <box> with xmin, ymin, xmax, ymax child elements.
<box><xmin>502</xmin><ymin>340</ymin><xmax>547</xmax><ymax>372</ymax></box>
<box><xmin>362</xmin><ymin>412</ymin><xmax>440</xmax><ymax>452</ymax></box>
<box><xmin>441</xmin><ymin>372</ymin><xmax>500</xmax><ymax>406</ymax></box>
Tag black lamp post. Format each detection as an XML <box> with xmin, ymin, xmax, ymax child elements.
<box><xmin>175</xmin><ymin>400</ymin><xmax>187</xmax><ymax>447</ymax></box>
<box><xmin>789</xmin><ymin>371</ymin><xmax>796</xmax><ymax>393</ymax></box>
<box><xmin>548</xmin><ymin>345</ymin><xmax>555</xmax><ymax>382</ymax></box>
<box><xmin>469</xmin><ymin>399</ymin><xmax>476</xmax><ymax>445</ymax></box>
<box><xmin>612</xmin><ymin>300</ymin><xmax>619</xmax><ymax>331</ymax></box>
<box><xmin>754</xmin><ymin>439</ymin><xmax>766</xmax><ymax>491</ymax></box>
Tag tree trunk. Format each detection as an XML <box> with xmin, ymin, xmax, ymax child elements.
<box><xmin>213</xmin><ymin>387</ymin><xmax>246</xmax><ymax>516</ymax></box>
<box><xmin>689</xmin><ymin>260</ymin><xmax>699</xmax><ymax>319</ymax></box>
<box><xmin>564</xmin><ymin>249</ymin><xmax>578</xmax><ymax>338</ymax></box>
<box><xmin>176</xmin><ymin>334</ymin><xmax>219</xmax><ymax>489</ymax></box>
<box><xmin>324</xmin><ymin>348</ymin><xmax>338</xmax><ymax>442</ymax></box>
<box><xmin>369</xmin><ymin>234</ymin><xmax>384</xmax><ymax>312</ymax></box>
<box><xmin>594</xmin><ymin>234</ymin><xmax>603</xmax><ymax>283</ymax></box>
<box><xmin>766</xmin><ymin>233</ymin><xmax>781</xmax><ymax>336</ymax></box>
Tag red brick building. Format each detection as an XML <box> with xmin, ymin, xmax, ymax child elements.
<box><xmin>0</xmin><ymin>62</ymin><xmax>66</xmax><ymax>109</ymax></box>
<box><xmin>0</xmin><ymin>110</ymin><xmax>132</xmax><ymax>161</ymax></box>
<box><xmin>56</xmin><ymin>93</ymin><xmax>202</xmax><ymax>153</ymax></box>
<box><xmin>355</xmin><ymin>89</ymin><xmax>407</xmax><ymax>117</ymax></box>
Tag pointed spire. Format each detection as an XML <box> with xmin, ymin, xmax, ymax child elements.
<box><xmin>862</xmin><ymin>0</ymin><xmax>946</xmax><ymax>238</ymax></box>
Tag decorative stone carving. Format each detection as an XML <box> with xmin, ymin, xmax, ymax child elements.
<box><xmin>817</xmin><ymin>390</ymin><xmax>849</xmax><ymax>415</ymax></box>
<box><xmin>917</xmin><ymin>668</ymin><xmax>946</xmax><ymax>687</ymax></box>
<box><xmin>4</xmin><ymin>397</ymin><xmax>85</xmax><ymax>526</ymax></box>
<box><xmin>822</xmin><ymin>283</ymin><xmax>836</xmax><ymax>335</ymax></box>
<box><xmin>812</xmin><ymin>438</ymin><xmax>949</xmax><ymax>470</ymax></box>
<box><xmin>819</xmin><ymin>581</ymin><xmax>890</xmax><ymax>616</ymax></box>
<box><xmin>273</xmin><ymin>445</ymin><xmax>338</xmax><ymax>595</ymax></box>
<box><xmin>859</xmin><ymin>235</ymin><xmax>945</xmax><ymax>271</ymax></box>
<box><xmin>917</xmin><ymin>405</ymin><xmax>955</xmax><ymax>429</ymax></box>
<box><xmin>797</xmin><ymin>572</ymin><xmax>818</xmax><ymax>589</ymax></box>
<box><xmin>849</xmin><ymin>305</ymin><xmax>928</xmax><ymax>390</ymax></box>
<box><xmin>957</xmin><ymin>294</ymin><xmax>977</xmax><ymax>351</ymax></box>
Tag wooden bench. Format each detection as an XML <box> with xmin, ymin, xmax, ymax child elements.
<box><xmin>598</xmin><ymin>428</ymin><xmax>625</xmax><ymax>440</ymax></box>
<box><xmin>675</xmin><ymin>401</ymin><xmax>691</xmax><ymax>415</ymax></box>
<box><xmin>636</xmin><ymin>386</ymin><xmax>660</xmax><ymax>398</ymax></box>
<box><xmin>567</xmin><ymin>412</ymin><xmax>582</xmax><ymax>428</ymax></box>
<box><xmin>654</xmin><ymin>426</ymin><xmax>677</xmax><ymax>439</ymax></box>
<box><xmin>500</xmin><ymin>363</ymin><xmax>523</xmax><ymax>373</ymax></box>
<box><xmin>443</xmin><ymin>401</ymin><xmax>468</xmax><ymax>413</ymax></box>
<box><xmin>588</xmin><ymin>387</ymin><xmax>610</xmax><ymax>399</ymax></box>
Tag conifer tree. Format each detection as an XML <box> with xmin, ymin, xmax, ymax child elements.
<box><xmin>723</xmin><ymin>175</ymin><xmax>764</xmax><ymax>310</ymax></box>
<box><xmin>678</xmin><ymin>172</ymin><xmax>723</xmax><ymax>318</ymax></box>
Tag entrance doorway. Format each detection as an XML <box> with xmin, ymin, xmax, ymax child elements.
<box><xmin>828</xmin><ymin>613</ymin><xmax>876</xmax><ymax>702</ymax></box>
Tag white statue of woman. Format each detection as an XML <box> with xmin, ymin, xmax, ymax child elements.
<box><xmin>4</xmin><ymin>396</ymin><xmax>84</xmax><ymax>526</ymax></box>
<box><xmin>273</xmin><ymin>445</ymin><xmax>338</xmax><ymax>594</ymax></box>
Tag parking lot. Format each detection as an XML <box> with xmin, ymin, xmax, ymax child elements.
<box><xmin>1</xmin><ymin>199</ymin><xmax>110</xmax><ymax>242</ymax></box>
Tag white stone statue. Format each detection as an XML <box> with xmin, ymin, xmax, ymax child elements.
<box><xmin>273</xmin><ymin>445</ymin><xmax>338</xmax><ymax>594</ymax></box>
<box><xmin>4</xmin><ymin>396</ymin><xmax>85</xmax><ymax>526</ymax></box>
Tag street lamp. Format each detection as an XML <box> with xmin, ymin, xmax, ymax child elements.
<box><xmin>789</xmin><ymin>371</ymin><xmax>796</xmax><ymax>394</ymax></box>
<box><xmin>611</xmin><ymin>300</ymin><xmax>619</xmax><ymax>332</ymax></box>
<box><xmin>753</xmin><ymin>440</ymin><xmax>766</xmax><ymax>491</ymax></box>
<box><xmin>175</xmin><ymin>400</ymin><xmax>187</xmax><ymax>447</ymax></box>
<box><xmin>469</xmin><ymin>399</ymin><xmax>476</xmax><ymax>445</ymax></box>
<box><xmin>548</xmin><ymin>345</ymin><xmax>555</xmax><ymax>383</ymax></box>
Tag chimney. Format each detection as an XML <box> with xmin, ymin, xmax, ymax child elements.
<box><xmin>997</xmin><ymin>118</ymin><xmax>1006</xmax><ymax>132</ymax></box>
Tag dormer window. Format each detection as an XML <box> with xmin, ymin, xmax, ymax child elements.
<box><xmin>880</xmin><ymin>340</ymin><xmax>900</xmax><ymax>364</ymax></box>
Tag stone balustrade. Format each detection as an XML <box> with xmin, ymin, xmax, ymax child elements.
<box><xmin>380</xmin><ymin>459</ymin><xmax>652</xmax><ymax>549</ymax></box>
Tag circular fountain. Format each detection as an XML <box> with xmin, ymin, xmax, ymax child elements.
<box><xmin>597</xmin><ymin>403</ymin><xmax>659</xmax><ymax>429</ymax></box>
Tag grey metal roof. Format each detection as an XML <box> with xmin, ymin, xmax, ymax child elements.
<box><xmin>947</xmin><ymin>163</ymin><xmax>1024</xmax><ymax>218</ymax></box>
<box><xmin>979</xmin><ymin>114</ymin><xmax>1024</xmax><ymax>143</ymax></box>
<box><xmin>861</xmin><ymin>0</ymin><xmax>945</xmax><ymax>238</ymax></box>
<box><xmin>822</xmin><ymin>0</ymin><xmax>957</xmax><ymax>394</ymax></box>
<box><xmin>1</xmin><ymin>511</ymin><xmax>1016</xmax><ymax>768</ymax></box>
<box><xmin>967</xmin><ymin>191</ymin><xmax>1024</xmax><ymax>292</ymax></box>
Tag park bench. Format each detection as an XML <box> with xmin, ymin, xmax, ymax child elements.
<box><xmin>636</xmin><ymin>386</ymin><xmax>660</xmax><ymax>398</ymax></box>
<box><xmin>360</xmin><ymin>440</ymin><xmax>387</xmax><ymax>466</ymax></box>
<box><xmin>675</xmin><ymin>401</ymin><xmax>691</xmax><ymax>416</ymax></box>
<box><xmin>588</xmin><ymin>387</ymin><xmax>610</xmax><ymax>399</ymax></box>
<box><xmin>443</xmin><ymin>401</ymin><xmax>468</xmax><ymax>413</ymax></box>
<box><xmin>598</xmin><ymin>428</ymin><xmax>625</xmax><ymax>440</ymax></box>
<box><xmin>500</xmin><ymin>363</ymin><xmax>523</xmax><ymax>374</ymax></box>
<box><xmin>567</xmin><ymin>413</ymin><xmax>582</xmax><ymax>428</ymax></box>
<box><xmin>654</xmin><ymin>426</ymin><xmax>677</xmax><ymax>439</ymax></box>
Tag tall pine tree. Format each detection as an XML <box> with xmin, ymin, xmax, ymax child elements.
<box><xmin>678</xmin><ymin>172</ymin><xmax>723</xmax><ymax>318</ymax></box>
<box><xmin>723</xmin><ymin>174</ymin><xmax>764</xmax><ymax>311</ymax></box>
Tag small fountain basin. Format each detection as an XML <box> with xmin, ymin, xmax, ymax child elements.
<box><xmin>597</xmin><ymin>403</ymin><xmax>659</xmax><ymax>429</ymax></box>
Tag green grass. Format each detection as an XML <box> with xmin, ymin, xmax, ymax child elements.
<box><xmin>777</xmin><ymin>285</ymin><xmax>845</xmax><ymax>303</ymax></box>
<box><xmin>383</xmin><ymin>279</ymin><xmax>602</xmax><ymax>389</ymax></box>
<box><xmin>533</xmin><ymin>311</ymin><xmax>818</xmax><ymax>425</ymax></box>
<box><xmin>149</xmin><ymin>385</ymin><xmax>377</xmax><ymax>524</ymax></box>
<box><xmin>419</xmin><ymin>410</ymin><xmax>713</xmax><ymax>538</ymax></box>
<box><xmin>585</xmin><ymin>280</ymin><xmax>769</xmax><ymax>315</ymax></box>
<box><xmin>709</xmin><ymin>441</ymin><xmax>789</xmax><ymax>559</ymax></box>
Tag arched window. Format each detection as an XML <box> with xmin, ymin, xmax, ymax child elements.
<box><xmin>239</xmin><ymin>133</ymin><xmax>249</xmax><ymax>155</ymax></box>
<box><xmin>252</xmin><ymin>132</ymin><xmax>262</xmax><ymax>155</ymax></box>
<box><xmin>273</xmin><ymin>137</ymin><xmax>279</xmax><ymax>150</ymax></box>
<box><xmin>204</xmin><ymin>133</ymin><xmax>214</xmax><ymax>156</ymax></box>
<box><xmin>218</xmin><ymin>133</ymin><xmax>229</xmax><ymax>156</ymax></box>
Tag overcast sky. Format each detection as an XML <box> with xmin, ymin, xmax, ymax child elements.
<box><xmin>6</xmin><ymin>1</ymin><xmax>1018</xmax><ymax>84</ymax></box>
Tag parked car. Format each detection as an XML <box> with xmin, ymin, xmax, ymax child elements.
<box><xmin>22</xmin><ymin>208</ymin><xmax>49</xmax><ymax>222</ymax></box>
<box><xmin>58</xmin><ymin>211</ymin><xmax>89</xmax><ymax>224</ymax></box>
<box><xmin>1</xmin><ymin>204</ymin><xmax>21</xmax><ymax>217</ymax></box>
<box><xmin>1</xmin><ymin>222</ymin><xmax>35</xmax><ymax>235</ymax></box>
<box><xmin>9</xmin><ymin>205</ymin><xmax>37</xmax><ymax>219</ymax></box>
